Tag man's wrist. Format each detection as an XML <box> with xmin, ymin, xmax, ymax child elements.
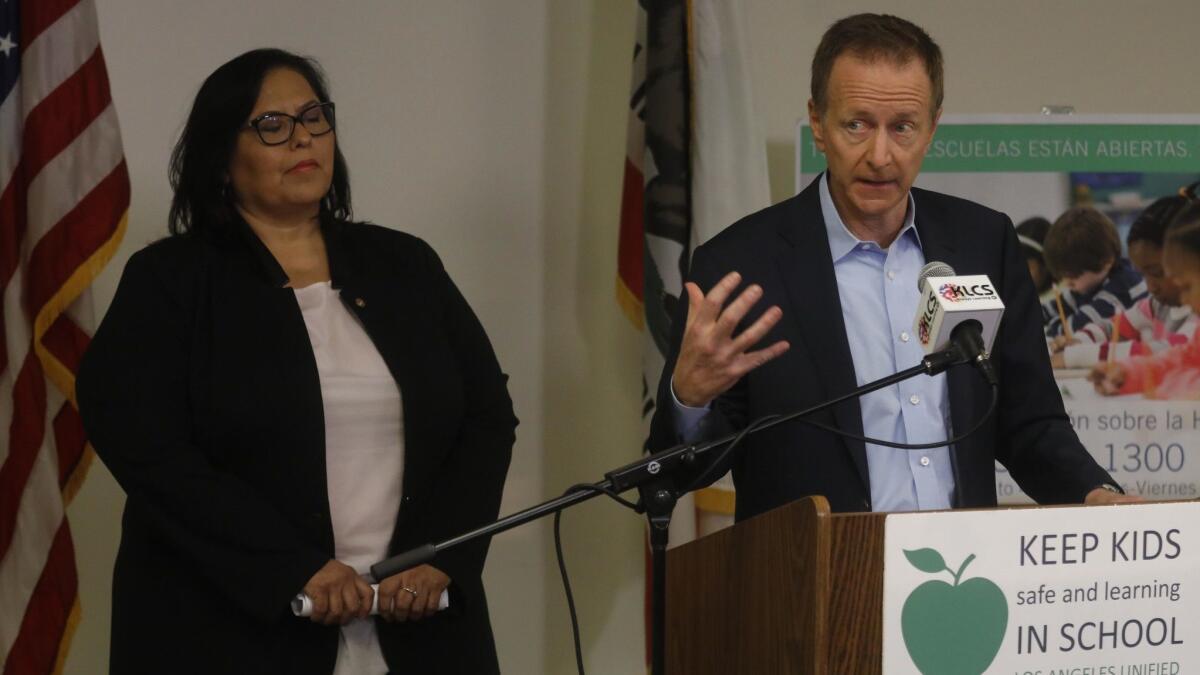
<box><xmin>670</xmin><ymin>377</ymin><xmax>711</xmax><ymax>410</ymax></box>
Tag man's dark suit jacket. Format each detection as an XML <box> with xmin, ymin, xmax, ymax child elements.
<box><xmin>77</xmin><ymin>217</ymin><xmax>516</xmax><ymax>674</ymax></box>
<box><xmin>648</xmin><ymin>177</ymin><xmax>1115</xmax><ymax>520</ymax></box>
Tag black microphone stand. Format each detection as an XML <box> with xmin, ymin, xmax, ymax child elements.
<box><xmin>370</xmin><ymin>346</ymin><xmax>969</xmax><ymax>675</ymax></box>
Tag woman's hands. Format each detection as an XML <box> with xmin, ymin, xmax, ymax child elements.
<box><xmin>302</xmin><ymin>561</ymin><xmax>451</xmax><ymax>624</ymax></box>
<box><xmin>303</xmin><ymin>559</ymin><xmax>375</xmax><ymax>625</ymax></box>
<box><xmin>377</xmin><ymin>565</ymin><xmax>452</xmax><ymax>622</ymax></box>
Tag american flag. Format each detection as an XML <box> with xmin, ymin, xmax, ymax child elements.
<box><xmin>0</xmin><ymin>0</ymin><xmax>128</xmax><ymax>671</ymax></box>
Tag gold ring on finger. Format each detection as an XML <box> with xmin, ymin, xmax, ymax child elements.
<box><xmin>401</xmin><ymin>586</ymin><xmax>418</xmax><ymax>598</ymax></box>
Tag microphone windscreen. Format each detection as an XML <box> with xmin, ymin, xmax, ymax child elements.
<box><xmin>917</xmin><ymin>261</ymin><xmax>956</xmax><ymax>292</ymax></box>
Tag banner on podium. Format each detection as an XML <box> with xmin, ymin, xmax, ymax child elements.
<box><xmin>882</xmin><ymin>502</ymin><xmax>1197</xmax><ymax>675</ymax></box>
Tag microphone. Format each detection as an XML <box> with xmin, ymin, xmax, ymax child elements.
<box><xmin>913</xmin><ymin>261</ymin><xmax>1004</xmax><ymax>385</ymax></box>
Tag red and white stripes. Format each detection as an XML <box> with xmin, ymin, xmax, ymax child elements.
<box><xmin>0</xmin><ymin>0</ymin><xmax>128</xmax><ymax>672</ymax></box>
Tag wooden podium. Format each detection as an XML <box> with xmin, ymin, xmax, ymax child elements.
<box><xmin>666</xmin><ymin>496</ymin><xmax>886</xmax><ymax>674</ymax></box>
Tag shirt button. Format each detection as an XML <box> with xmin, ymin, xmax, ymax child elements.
<box><xmin>909</xmin><ymin>394</ymin><xmax>920</xmax><ymax>405</ymax></box>
<box><xmin>920</xmin><ymin>456</ymin><xmax>931</xmax><ymax>467</ymax></box>
<box><xmin>354</xmin><ymin>297</ymin><xmax>366</xmax><ymax>308</ymax></box>
<box><xmin>900</xmin><ymin>332</ymin><xmax>910</xmax><ymax>342</ymax></box>
<box><xmin>887</xmin><ymin>270</ymin><xmax>896</xmax><ymax>280</ymax></box>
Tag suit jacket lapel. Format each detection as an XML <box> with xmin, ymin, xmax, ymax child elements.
<box><xmin>773</xmin><ymin>179</ymin><xmax>870</xmax><ymax>494</ymax></box>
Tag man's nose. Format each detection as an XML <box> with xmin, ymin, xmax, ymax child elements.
<box><xmin>866</xmin><ymin>128</ymin><xmax>892</xmax><ymax>169</ymax></box>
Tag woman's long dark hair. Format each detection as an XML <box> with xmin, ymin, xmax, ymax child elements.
<box><xmin>168</xmin><ymin>48</ymin><xmax>351</xmax><ymax>236</ymax></box>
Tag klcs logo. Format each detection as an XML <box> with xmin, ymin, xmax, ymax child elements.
<box><xmin>917</xmin><ymin>293</ymin><xmax>938</xmax><ymax>344</ymax></box>
<box><xmin>939</xmin><ymin>282</ymin><xmax>996</xmax><ymax>303</ymax></box>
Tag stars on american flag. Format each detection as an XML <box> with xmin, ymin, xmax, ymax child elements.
<box><xmin>0</xmin><ymin>33</ymin><xmax>16</xmax><ymax>59</ymax></box>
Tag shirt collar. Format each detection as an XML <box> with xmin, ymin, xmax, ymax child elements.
<box><xmin>818</xmin><ymin>173</ymin><xmax>921</xmax><ymax>262</ymax></box>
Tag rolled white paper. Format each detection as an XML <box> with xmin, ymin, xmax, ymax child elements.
<box><xmin>292</xmin><ymin>585</ymin><xmax>450</xmax><ymax>617</ymax></box>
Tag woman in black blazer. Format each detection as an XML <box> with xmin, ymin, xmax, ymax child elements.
<box><xmin>77</xmin><ymin>48</ymin><xmax>516</xmax><ymax>674</ymax></box>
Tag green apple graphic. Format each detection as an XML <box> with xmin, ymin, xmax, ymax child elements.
<box><xmin>900</xmin><ymin>548</ymin><xmax>1007</xmax><ymax>675</ymax></box>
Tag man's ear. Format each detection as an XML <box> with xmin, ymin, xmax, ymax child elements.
<box><xmin>808</xmin><ymin>99</ymin><xmax>826</xmax><ymax>152</ymax></box>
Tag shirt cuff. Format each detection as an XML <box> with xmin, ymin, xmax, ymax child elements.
<box><xmin>670</xmin><ymin>376</ymin><xmax>711</xmax><ymax>442</ymax></box>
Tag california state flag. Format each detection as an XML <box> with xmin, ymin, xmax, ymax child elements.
<box><xmin>616</xmin><ymin>0</ymin><xmax>769</xmax><ymax>662</ymax></box>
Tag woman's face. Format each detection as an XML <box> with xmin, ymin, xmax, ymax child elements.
<box><xmin>1129</xmin><ymin>240</ymin><xmax>1182</xmax><ymax>307</ymax></box>
<box><xmin>1163</xmin><ymin>243</ymin><xmax>1200</xmax><ymax>314</ymax></box>
<box><xmin>229</xmin><ymin>68</ymin><xmax>335</xmax><ymax>223</ymax></box>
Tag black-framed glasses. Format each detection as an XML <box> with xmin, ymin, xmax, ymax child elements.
<box><xmin>245</xmin><ymin>102</ymin><xmax>335</xmax><ymax>146</ymax></box>
<box><xmin>1181</xmin><ymin>180</ymin><xmax>1200</xmax><ymax>203</ymax></box>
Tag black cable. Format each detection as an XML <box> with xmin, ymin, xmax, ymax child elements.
<box><xmin>553</xmin><ymin>483</ymin><xmax>642</xmax><ymax>675</ymax></box>
<box><xmin>796</xmin><ymin>383</ymin><xmax>1000</xmax><ymax>450</ymax></box>
<box><xmin>685</xmin><ymin>383</ymin><xmax>1000</xmax><ymax>493</ymax></box>
<box><xmin>553</xmin><ymin>507</ymin><xmax>584</xmax><ymax>675</ymax></box>
<box><xmin>683</xmin><ymin>413</ymin><xmax>781</xmax><ymax>493</ymax></box>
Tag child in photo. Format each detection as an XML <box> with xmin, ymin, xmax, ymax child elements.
<box><xmin>1091</xmin><ymin>193</ymin><xmax>1200</xmax><ymax>399</ymax></box>
<box><xmin>1016</xmin><ymin>216</ymin><xmax>1054</xmax><ymax>302</ymax></box>
<box><xmin>1042</xmin><ymin>206</ymin><xmax>1147</xmax><ymax>344</ymax></box>
<box><xmin>1055</xmin><ymin>196</ymin><xmax>1195</xmax><ymax>368</ymax></box>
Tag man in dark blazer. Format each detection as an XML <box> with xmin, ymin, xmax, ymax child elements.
<box><xmin>647</xmin><ymin>13</ymin><xmax>1136</xmax><ymax>520</ymax></box>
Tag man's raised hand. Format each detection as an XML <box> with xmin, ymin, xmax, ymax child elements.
<box><xmin>671</xmin><ymin>272</ymin><xmax>790</xmax><ymax>408</ymax></box>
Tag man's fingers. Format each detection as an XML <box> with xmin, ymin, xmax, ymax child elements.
<box><xmin>713</xmin><ymin>285</ymin><xmax>764</xmax><ymax>338</ymax></box>
<box><xmin>683</xmin><ymin>282</ymin><xmax>706</xmax><ymax>322</ymax></box>
<box><xmin>731</xmin><ymin>341</ymin><xmax>790</xmax><ymax>377</ymax></box>
<box><xmin>727</xmin><ymin>305</ymin><xmax>782</xmax><ymax>354</ymax></box>
<box><xmin>698</xmin><ymin>272</ymin><xmax>743</xmax><ymax>322</ymax></box>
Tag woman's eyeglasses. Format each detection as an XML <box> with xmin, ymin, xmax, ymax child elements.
<box><xmin>245</xmin><ymin>102</ymin><xmax>335</xmax><ymax>146</ymax></box>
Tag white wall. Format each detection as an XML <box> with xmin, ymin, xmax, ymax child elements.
<box><xmin>59</xmin><ymin>2</ymin><xmax>1200</xmax><ymax>674</ymax></box>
